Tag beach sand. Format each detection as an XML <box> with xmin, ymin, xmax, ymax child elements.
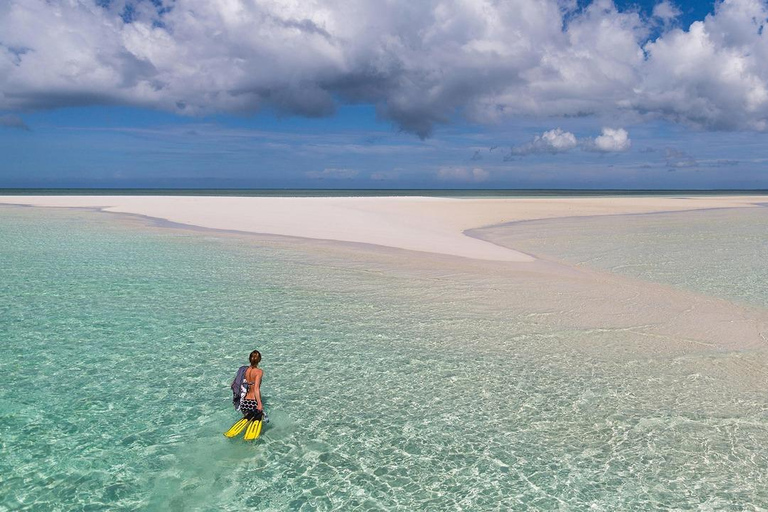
<box><xmin>1</xmin><ymin>194</ymin><xmax>766</xmax><ymax>262</ymax></box>
<box><xmin>3</xmin><ymin>194</ymin><xmax>768</xmax><ymax>362</ymax></box>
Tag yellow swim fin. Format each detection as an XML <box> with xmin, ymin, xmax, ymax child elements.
<box><xmin>243</xmin><ymin>419</ymin><xmax>262</xmax><ymax>441</ymax></box>
<box><xmin>224</xmin><ymin>417</ymin><xmax>249</xmax><ymax>438</ymax></box>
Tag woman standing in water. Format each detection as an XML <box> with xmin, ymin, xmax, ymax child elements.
<box><xmin>240</xmin><ymin>350</ymin><xmax>263</xmax><ymax>417</ymax></box>
<box><xmin>225</xmin><ymin>350</ymin><xmax>267</xmax><ymax>440</ymax></box>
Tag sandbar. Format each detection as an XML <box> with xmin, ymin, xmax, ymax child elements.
<box><xmin>0</xmin><ymin>195</ymin><xmax>766</xmax><ymax>261</ymax></box>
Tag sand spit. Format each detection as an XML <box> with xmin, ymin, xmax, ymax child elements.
<box><xmin>3</xmin><ymin>196</ymin><xmax>768</xmax><ymax>388</ymax></box>
<box><xmin>0</xmin><ymin>195</ymin><xmax>766</xmax><ymax>261</ymax></box>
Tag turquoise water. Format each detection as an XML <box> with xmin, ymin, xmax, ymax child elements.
<box><xmin>486</xmin><ymin>206</ymin><xmax>768</xmax><ymax>309</ymax></box>
<box><xmin>2</xmin><ymin>206</ymin><xmax>768</xmax><ymax>510</ymax></box>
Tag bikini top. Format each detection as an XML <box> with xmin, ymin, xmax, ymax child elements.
<box><xmin>245</xmin><ymin>368</ymin><xmax>260</xmax><ymax>388</ymax></box>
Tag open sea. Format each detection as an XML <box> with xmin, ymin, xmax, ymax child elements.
<box><xmin>2</xmin><ymin>201</ymin><xmax>768</xmax><ymax>510</ymax></box>
<box><xmin>1</xmin><ymin>188</ymin><xmax>767</xmax><ymax>197</ymax></box>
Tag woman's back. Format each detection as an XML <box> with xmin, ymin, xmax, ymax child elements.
<box><xmin>244</xmin><ymin>366</ymin><xmax>262</xmax><ymax>400</ymax></box>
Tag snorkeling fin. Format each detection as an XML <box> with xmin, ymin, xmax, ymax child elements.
<box><xmin>243</xmin><ymin>419</ymin><xmax>262</xmax><ymax>441</ymax></box>
<box><xmin>224</xmin><ymin>417</ymin><xmax>249</xmax><ymax>438</ymax></box>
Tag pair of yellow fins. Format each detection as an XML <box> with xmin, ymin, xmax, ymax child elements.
<box><xmin>224</xmin><ymin>416</ymin><xmax>263</xmax><ymax>440</ymax></box>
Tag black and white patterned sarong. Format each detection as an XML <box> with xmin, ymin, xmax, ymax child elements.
<box><xmin>240</xmin><ymin>399</ymin><xmax>268</xmax><ymax>423</ymax></box>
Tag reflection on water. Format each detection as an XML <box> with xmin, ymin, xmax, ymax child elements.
<box><xmin>1</xmin><ymin>206</ymin><xmax>767</xmax><ymax>510</ymax></box>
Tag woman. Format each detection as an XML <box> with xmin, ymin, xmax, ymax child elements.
<box><xmin>239</xmin><ymin>350</ymin><xmax>264</xmax><ymax>419</ymax></box>
<box><xmin>225</xmin><ymin>350</ymin><xmax>267</xmax><ymax>439</ymax></box>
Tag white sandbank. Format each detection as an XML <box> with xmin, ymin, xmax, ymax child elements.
<box><xmin>1</xmin><ymin>195</ymin><xmax>766</xmax><ymax>261</ymax></box>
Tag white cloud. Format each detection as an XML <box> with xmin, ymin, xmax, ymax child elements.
<box><xmin>2</xmin><ymin>0</ymin><xmax>768</xmax><ymax>136</ymax></box>
<box><xmin>511</xmin><ymin>128</ymin><xmax>578</xmax><ymax>155</ymax></box>
<box><xmin>305</xmin><ymin>168</ymin><xmax>358</xmax><ymax>179</ymax></box>
<box><xmin>511</xmin><ymin>127</ymin><xmax>631</xmax><ymax>155</ymax></box>
<box><xmin>652</xmin><ymin>1</ymin><xmax>681</xmax><ymax>21</ymax></box>
<box><xmin>436</xmin><ymin>167</ymin><xmax>489</xmax><ymax>182</ymax></box>
<box><xmin>637</xmin><ymin>0</ymin><xmax>768</xmax><ymax>131</ymax></box>
<box><xmin>590</xmin><ymin>127</ymin><xmax>632</xmax><ymax>152</ymax></box>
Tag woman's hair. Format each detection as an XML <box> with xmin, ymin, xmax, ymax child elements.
<box><xmin>249</xmin><ymin>350</ymin><xmax>262</xmax><ymax>367</ymax></box>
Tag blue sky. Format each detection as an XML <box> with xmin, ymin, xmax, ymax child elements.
<box><xmin>2</xmin><ymin>0</ymin><xmax>768</xmax><ymax>189</ymax></box>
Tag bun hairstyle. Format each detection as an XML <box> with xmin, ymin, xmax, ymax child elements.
<box><xmin>249</xmin><ymin>350</ymin><xmax>262</xmax><ymax>367</ymax></box>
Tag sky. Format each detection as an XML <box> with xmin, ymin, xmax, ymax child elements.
<box><xmin>1</xmin><ymin>0</ymin><xmax>768</xmax><ymax>189</ymax></box>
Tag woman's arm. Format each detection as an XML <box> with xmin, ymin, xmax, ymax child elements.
<box><xmin>254</xmin><ymin>370</ymin><xmax>264</xmax><ymax>410</ymax></box>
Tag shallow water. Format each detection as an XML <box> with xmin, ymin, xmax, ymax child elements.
<box><xmin>2</xmin><ymin>206</ymin><xmax>768</xmax><ymax>510</ymax></box>
<box><xmin>483</xmin><ymin>206</ymin><xmax>768</xmax><ymax>309</ymax></box>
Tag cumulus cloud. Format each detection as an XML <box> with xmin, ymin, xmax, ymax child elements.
<box><xmin>652</xmin><ymin>1</ymin><xmax>682</xmax><ymax>21</ymax></box>
<box><xmin>436</xmin><ymin>167</ymin><xmax>489</xmax><ymax>182</ymax></box>
<box><xmin>638</xmin><ymin>0</ymin><xmax>768</xmax><ymax>131</ymax></box>
<box><xmin>511</xmin><ymin>127</ymin><xmax>631</xmax><ymax>155</ymax></box>
<box><xmin>588</xmin><ymin>127</ymin><xmax>632</xmax><ymax>152</ymax></box>
<box><xmin>305</xmin><ymin>168</ymin><xmax>358</xmax><ymax>179</ymax></box>
<box><xmin>511</xmin><ymin>128</ymin><xmax>579</xmax><ymax>155</ymax></box>
<box><xmin>2</xmin><ymin>0</ymin><xmax>768</xmax><ymax>136</ymax></box>
<box><xmin>0</xmin><ymin>114</ymin><xmax>30</xmax><ymax>130</ymax></box>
